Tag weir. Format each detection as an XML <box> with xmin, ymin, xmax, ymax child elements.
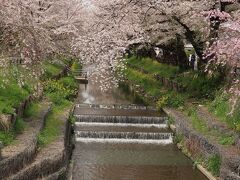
<box><xmin>74</xmin><ymin>114</ymin><xmax>167</xmax><ymax>124</ymax></box>
<box><xmin>76</xmin><ymin>131</ymin><xmax>173</xmax><ymax>140</ymax></box>
<box><xmin>74</xmin><ymin>106</ymin><xmax>172</xmax><ymax>145</ymax></box>
<box><xmin>71</xmin><ymin>68</ymin><xmax>208</xmax><ymax>180</ymax></box>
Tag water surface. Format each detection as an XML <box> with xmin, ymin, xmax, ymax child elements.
<box><xmin>72</xmin><ymin>74</ymin><xmax>208</xmax><ymax>180</ymax></box>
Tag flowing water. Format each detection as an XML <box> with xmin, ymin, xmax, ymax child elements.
<box><xmin>72</xmin><ymin>71</ymin><xmax>208</xmax><ymax>180</ymax></box>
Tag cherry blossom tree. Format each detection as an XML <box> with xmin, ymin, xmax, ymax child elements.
<box><xmin>0</xmin><ymin>0</ymin><xmax>83</xmax><ymax>65</ymax></box>
<box><xmin>0</xmin><ymin>0</ymin><xmax>84</xmax><ymax>92</ymax></box>
<box><xmin>72</xmin><ymin>0</ymin><xmax>149</xmax><ymax>91</ymax></box>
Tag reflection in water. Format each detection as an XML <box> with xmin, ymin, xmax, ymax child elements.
<box><xmin>73</xmin><ymin>142</ymin><xmax>208</xmax><ymax>180</ymax></box>
<box><xmin>72</xmin><ymin>69</ymin><xmax>208</xmax><ymax>180</ymax></box>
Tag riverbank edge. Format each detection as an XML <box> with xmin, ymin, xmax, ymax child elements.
<box><xmin>120</xmin><ymin>81</ymin><xmax>221</xmax><ymax>180</ymax></box>
<box><xmin>0</xmin><ymin>58</ymin><xmax>78</xmax><ymax>179</ymax></box>
<box><xmin>164</xmin><ymin>107</ymin><xmax>240</xmax><ymax>180</ymax></box>
<box><xmin>169</xmin><ymin>121</ymin><xmax>216</xmax><ymax>180</ymax></box>
<box><xmin>0</xmin><ymin>102</ymin><xmax>51</xmax><ymax>179</ymax></box>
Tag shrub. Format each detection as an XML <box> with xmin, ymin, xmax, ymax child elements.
<box><xmin>24</xmin><ymin>102</ymin><xmax>40</xmax><ymax>118</ymax></box>
<box><xmin>218</xmin><ymin>135</ymin><xmax>235</xmax><ymax>145</ymax></box>
<box><xmin>43</xmin><ymin>78</ymin><xmax>77</xmax><ymax>104</ymax></box>
<box><xmin>156</xmin><ymin>96</ymin><xmax>168</xmax><ymax>110</ymax></box>
<box><xmin>156</xmin><ymin>92</ymin><xmax>185</xmax><ymax>110</ymax></box>
<box><xmin>14</xmin><ymin>118</ymin><xmax>26</xmax><ymax>134</ymax></box>
<box><xmin>43</xmin><ymin>63</ymin><xmax>63</xmax><ymax>79</ymax></box>
<box><xmin>0</xmin><ymin>131</ymin><xmax>14</xmax><ymax>146</ymax></box>
<box><xmin>209</xmin><ymin>92</ymin><xmax>240</xmax><ymax>131</ymax></box>
<box><xmin>175</xmin><ymin>72</ymin><xmax>222</xmax><ymax>99</ymax></box>
<box><xmin>71</xmin><ymin>61</ymin><xmax>82</xmax><ymax>72</ymax></box>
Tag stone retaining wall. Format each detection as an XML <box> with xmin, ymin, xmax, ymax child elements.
<box><xmin>164</xmin><ymin>108</ymin><xmax>240</xmax><ymax>180</ymax></box>
<box><xmin>164</xmin><ymin>108</ymin><xmax>220</xmax><ymax>157</ymax></box>
<box><xmin>0</xmin><ymin>106</ymin><xmax>50</xmax><ymax>179</ymax></box>
<box><xmin>8</xmin><ymin>109</ymin><xmax>73</xmax><ymax>180</ymax></box>
<box><xmin>9</xmin><ymin>149</ymin><xmax>66</xmax><ymax>180</ymax></box>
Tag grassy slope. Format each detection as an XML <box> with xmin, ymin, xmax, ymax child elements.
<box><xmin>125</xmin><ymin>56</ymin><xmax>240</xmax><ymax>176</ymax></box>
<box><xmin>125</xmin><ymin>57</ymin><xmax>240</xmax><ymax>135</ymax></box>
<box><xmin>37</xmin><ymin>62</ymin><xmax>79</xmax><ymax>147</ymax></box>
<box><xmin>0</xmin><ymin>57</ymin><xmax>77</xmax><ymax>146</ymax></box>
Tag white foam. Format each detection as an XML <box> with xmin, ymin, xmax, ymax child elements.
<box><xmin>75</xmin><ymin>137</ymin><xmax>173</xmax><ymax>145</ymax></box>
<box><xmin>75</xmin><ymin>122</ymin><xmax>168</xmax><ymax>128</ymax></box>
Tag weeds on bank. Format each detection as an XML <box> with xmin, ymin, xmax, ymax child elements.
<box><xmin>186</xmin><ymin>107</ymin><xmax>235</xmax><ymax>146</ymax></box>
<box><xmin>206</xmin><ymin>154</ymin><xmax>221</xmax><ymax>176</ymax></box>
<box><xmin>38</xmin><ymin>75</ymin><xmax>78</xmax><ymax>147</ymax></box>
<box><xmin>42</xmin><ymin>62</ymin><xmax>65</xmax><ymax>79</ymax></box>
<box><xmin>125</xmin><ymin>56</ymin><xmax>238</xmax><ymax>139</ymax></box>
<box><xmin>0</xmin><ymin>69</ymin><xmax>30</xmax><ymax>115</ymax></box>
<box><xmin>37</xmin><ymin>105</ymin><xmax>69</xmax><ymax>147</ymax></box>
<box><xmin>24</xmin><ymin>102</ymin><xmax>41</xmax><ymax>118</ymax></box>
<box><xmin>127</xmin><ymin>56</ymin><xmax>179</xmax><ymax>78</ymax></box>
<box><xmin>126</xmin><ymin>56</ymin><xmax>222</xmax><ymax>99</ymax></box>
<box><xmin>0</xmin><ymin>118</ymin><xmax>26</xmax><ymax>145</ymax></box>
<box><xmin>208</xmin><ymin>92</ymin><xmax>240</xmax><ymax>131</ymax></box>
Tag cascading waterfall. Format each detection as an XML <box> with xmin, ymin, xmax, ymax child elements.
<box><xmin>74</xmin><ymin>105</ymin><xmax>173</xmax><ymax>145</ymax></box>
<box><xmin>75</xmin><ymin>103</ymin><xmax>157</xmax><ymax>110</ymax></box>
<box><xmin>76</xmin><ymin>131</ymin><xmax>173</xmax><ymax>140</ymax></box>
<box><xmin>74</xmin><ymin>115</ymin><xmax>168</xmax><ymax>124</ymax></box>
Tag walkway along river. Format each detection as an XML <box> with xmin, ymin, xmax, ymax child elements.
<box><xmin>71</xmin><ymin>69</ymin><xmax>208</xmax><ymax>180</ymax></box>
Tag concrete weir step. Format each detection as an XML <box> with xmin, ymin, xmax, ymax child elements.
<box><xmin>74</xmin><ymin>104</ymin><xmax>163</xmax><ymax>117</ymax></box>
<box><xmin>75</xmin><ymin>103</ymin><xmax>157</xmax><ymax>110</ymax></box>
<box><xmin>74</xmin><ymin>122</ymin><xmax>170</xmax><ymax>133</ymax></box>
<box><xmin>74</xmin><ymin>115</ymin><xmax>168</xmax><ymax>124</ymax></box>
<box><xmin>75</xmin><ymin>131</ymin><xmax>173</xmax><ymax>140</ymax></box>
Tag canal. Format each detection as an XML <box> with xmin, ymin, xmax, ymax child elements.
<box><xmin>71</xmin><ymin>70</ymin><xmax>208</xmax><ymax>180</ymax></box>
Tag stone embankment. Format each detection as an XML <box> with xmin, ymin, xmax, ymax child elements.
<box><xmin>164</xmin><ymin>108</ymin><xmax>240</xmax><ymax>180</ymax></box>
<box><xmin>0</xmin><ymin>101</ymin><xmax>73</xmax><ymax>180</ymax></box>
<box><xmin>0</xmin><ymin>101</ymin><xmax>50</xmax><ymax>179</ymax></box>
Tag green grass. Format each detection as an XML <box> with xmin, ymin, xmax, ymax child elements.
<box><xmin>0</xmin><ymin>71</ymin><xmax>30</xmax><ymax>115</ymax></box>
<box><xmin>186</xmin><ymin>107</ymin><xmax>235</xmax><ymax>145</ymax></box>
<box><xmin>43</xmin><ymin>62</ymin><xmax>64</xmax><ymax>79</ymax></box>
<box><xmin>208</xmin><ymin>93</ymin><xmax>240</xmax><ymax>131</ymax></box>
<box><xmin>218</xmin><ymin>135</ymin><xmax>235</xmax><ymax>145</ymax></box>
<box><xmin>0</xmin><ymin>56</ymin><xmax>75</xmax><ymax>147</ymax></box>
<box><xmin>125</xmin><ymin>68</ymin><xmax>163</xmax><ymax>97</ymax></box>
<box><xmin>23</xmin><ymin>102</ymin><xmax>41</xmax><ymax>118</ymax></box>
<box><xmin>126</xmin><ymin>56</ymin><xmax>222</xmax><ymax>99</ymax></box>
<box><xmin>0</xmin><ymin>118</ymin><xmax>26</xmax><ymax>146</ymax></box>
<box><xmin>0</xmin><ymin>131</ymin><xmax>15</xmax><ymax>146</ymax></box>
<box><xmin>38</xmin><ymin>74</ymin><xmax>78</xmax><ymax>147</ymax></box>
<box><xmin>127</xmin><ymin>56</ymin><xmax>179</xmax><ymax>78</ymax></box>
<box><xmin>37</xmin><ymin>103</ymin><xmax>71</xmax><ymax>147</ymax></box>
<box><xmin>206</xmin><ymin>154</ymin><xmax>221</xmax><ymax>176</ymax></box>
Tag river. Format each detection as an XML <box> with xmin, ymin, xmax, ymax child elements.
<box><xmin>71</xmin><ymin>72</ymin><xmax>208</xmax><ymax>180</ymax></box>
